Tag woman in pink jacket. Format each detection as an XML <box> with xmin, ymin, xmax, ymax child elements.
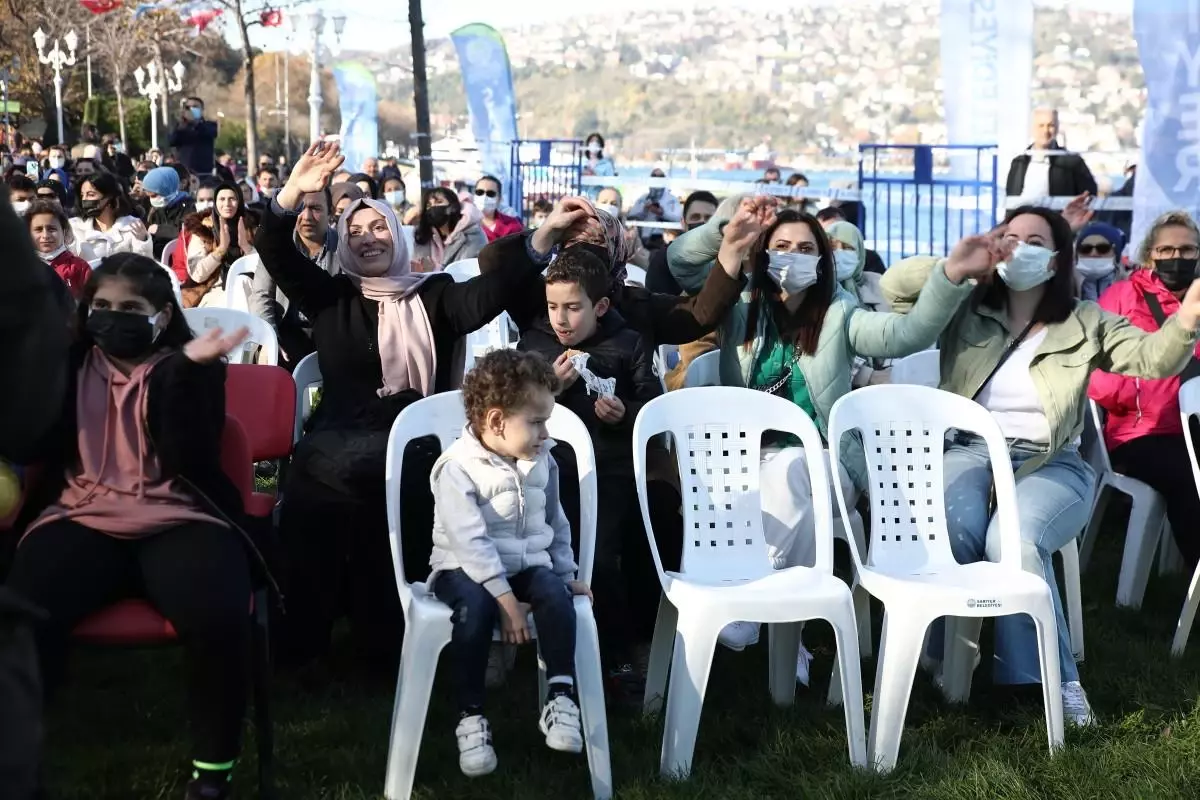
<box><xmin>1088</xmin><ymin>210</ymin><xmax>1200</xmax><ymax>568</ymax></box>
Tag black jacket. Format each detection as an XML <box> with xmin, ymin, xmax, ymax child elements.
<box><xmin>1005</xmin><ymin>141</ymin><xmax>1098</xmax><ymax>198</ymax></box>
<box><xmin>0</xmin><ymin>588</ymin><xmax>40</xmax><ymax>800</ymax></box>
<box><xmin>518</xmin><ymin>310</ymin><xmax>660</xmax><ymax>474</ymax></box>
<box><xmin>0</xmin><ymin>185</ymin><xmax>69</xmax><ymax>463</ymax></box>
<box><xmin>168</xmin><ymin>119</ymin><xmax>219</xmax><ymax>175</ymax></box>
<box><xmin>148</xmin><ymin>197</ymin><xmax>195</xmax><ymax>259</ymax></box>
<box><xmin>479</xmin><ymin>233</ymin><xmax>743</xmax><ymax>347</ymax></box>
<box><xmin>24</xmin><ymin>347</ymin><xmax>244</xmax><ymax>528</ymax></box>
<box><xmin>255</xmin><ymin>202</ymin><xmax>541</xmax><ymax>437</ymax></box>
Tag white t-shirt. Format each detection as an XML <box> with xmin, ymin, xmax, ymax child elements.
<box><xmin>1018</xmin><ymin>154</ymin><xmax>1052</xmax><ymax>200</ymax></box>
<box><xmin>976</xmin><ymin>328</ymin><xmax>1051</xmax><ymax>444</ymax></box>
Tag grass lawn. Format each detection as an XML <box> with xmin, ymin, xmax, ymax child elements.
<box><xmin>46</xmin><ymin>511</ymin><xmax>1200</xmax><ymax>800</ymax></box>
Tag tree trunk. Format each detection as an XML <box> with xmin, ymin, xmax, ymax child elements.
<box><xmin>115</xmin><ymin>81</ymin><xmax>126</xmax><ymax>145</ymax></box>
<box><xmin>409</xmin><ymin>0</ymin><xmax>433</xmax><ymax>188</ymax></box>
<box><xmin>234</xmin><ymin>0</ymin><xmax>259</xmax><ymax>169</ymax></box>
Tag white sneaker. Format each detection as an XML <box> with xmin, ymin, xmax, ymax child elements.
<box><xmin>539</xmin><ymin>695</ymin><xmax>584</xmax><ymax>753</ymax></box>
<box><xmin>717</xmin><ymin>621</ymin><xmax>761</xmax><ymax>651</ymax></box>
<box><xmin>455</xmin><ymin>715</ymin><xmax>498</xmax><ymax>777</ymax></box>
<box><xmin>795</xmin><ymin>643</ymin><xmax>814</xmax><ymax>687</ymax></box>
<box><xmin>1062</xmin><ymin>680</ymin><xmax>1095</xmax><ymax>727</ymax></box>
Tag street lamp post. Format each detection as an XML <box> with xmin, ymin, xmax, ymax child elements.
<box><xmin>305</xmin><ymin>10</ymin><xmax>346</xmax><ymax>145</ymax></box>
<box><xmin>0</xmin><ymin>57</ymin><xmax>18</xmax><ymax>151</ymax></box>
<box><xmin>33</xmin><ymin>28</ymin><xmax>78</xmax><ymax>146</ymax></box>
<box><xmin>134</xmin><ymin>60</ymin><xmax>185</xmax><ymax>150</ymax></box>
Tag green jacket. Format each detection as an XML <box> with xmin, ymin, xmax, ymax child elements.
<box><xmin>668</xmin><ymin>220</ymin><xmax>974</xmax><ymax>491</ymax></box>
<box><xmin>881</xmin><ymin>256</ymin><xmax>1199</xmax><ymax>476</ymax></box>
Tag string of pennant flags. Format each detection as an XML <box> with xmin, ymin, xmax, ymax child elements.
<box><xmin>78</xmin><ymin>0</ymin><xmax>284</xmax><ymax>34</ymax></box>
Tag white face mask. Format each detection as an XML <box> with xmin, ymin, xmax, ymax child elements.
<box><xmin>480</xmin><ymin>195</ymin><xmax>498</xmax><ymax>212</ymax></box>
<box><xmin>48</xmin><ymin>156</ymin><xmax>65</xmax><ymax>169</ymax></box>
<box><xmin>587</xmin><ymin>144</ymin><xmax>602</xmax><ymax>156</ymax></box>
<box><xmin>149</xmin><ymin>196</ymin><xmax>168</xmax><ymax>209</ymax></box>
<box><xmin>1076</xmin><ymin>256</ymin><xmax>1115</xmax><ymax>280</ymax></box>
<box><xmin>194</xmin><ymin>200</ymin><xmax>213</xmax><ymax>214</ymax></box>
<box><xmin>834</xmin><ymin>250</ymin><xmax>859</xmax><ymax>281</ymax></box>
<box><xmin>595</xmin><ymin>202</ymin><xmax>620</xmax><ymax>219</ymax></box>
<box><xmin>766</xmin><ymin>251</ymin><xmax>820</xmax><ymax>294</ymax></box>
<box><xmin>38</xmin><ymin>244</ymin><xmax>68</xmax><ymax>263</ymax></box>
<box><xmin>997</xmin><ymin>241</ymin><xmax>1057</xmax><ymax>292</ymax></box>
<box><xmin>384</xmin><ymin>190</ymin><xmax>405</xmax><ymax>208</ymax></box>
<box><xmin>12</xmin><ymin>200</ymin><xmax>29</xmax><ymax>216</ymax></box>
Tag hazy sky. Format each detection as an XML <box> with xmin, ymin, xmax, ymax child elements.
<box><xmin>243</xmin><ymin>0</ymin><xmax>1135</xmax><ymax>53</ymax></box>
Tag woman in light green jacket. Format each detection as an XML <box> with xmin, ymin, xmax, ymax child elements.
<box><xmin>882</xmin><ymin>205</ymin><xmax>1200</xmax><ymax>727</ymax></box>
<box><xmin>667</xmin><ymin>199</ymin><xmax>997</xmax><ymax>669</ymax></box>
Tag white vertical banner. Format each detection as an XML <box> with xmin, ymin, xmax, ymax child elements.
<box><xmin>1131</xmin><ymin>0</ymin><xmax>1200</xmax><ymax>259</ymax></box>
<box><xmin>940</xmin><ymin>0</ymin><xmax>1034</xmax><ymax>170</ymax></box>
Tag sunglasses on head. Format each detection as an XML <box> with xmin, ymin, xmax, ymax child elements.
<box><xmin>474</xmin><ymin>188</ymin><xmax>497</xmax><ymax>198</ymax></box>
<box><xmin>1078</xmin><ymin>242</ymin><xmax>1113</xmax><ymax>256</ymax></box>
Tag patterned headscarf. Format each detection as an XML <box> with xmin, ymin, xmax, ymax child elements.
<box><xmin>565</xmin><ymin>197</ymin><xmax>638</xmax><ymax>285</ymax></box>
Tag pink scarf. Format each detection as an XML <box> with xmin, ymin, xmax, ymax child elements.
<box><xmin>337</xmin><ymin>198</ymin><xmax>437</xmax><ymax>398</ymax></box>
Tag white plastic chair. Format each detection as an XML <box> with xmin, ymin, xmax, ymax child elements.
<box><xmin>161</xmin><ymin>263</ymin><xmax>184</xmax><ymax>308</ymax></box>
<box><xmin>1171</xmin><ymin>378</ymin><xmax>1200</xmax><ymax>655</ymax></box>
<box><xmin>624</xmin><ymin>264</ymin><xmax>647</xmax><ymax>287</ymax></box>
<box><xmin>888</xmin><ymin>349</ymin><xmax>940</xmax><ymax>388</ymax></box>
<box><xmin>182</xmin><ymin>307</ymin><xmax>279</xmax><ymax>366</ymax></box>
<box><xmin>400</xmin><ymin>225</ymin><xmax>416</xmax><ymax>257</ymax></box>
<box><xmin>160</xmin><ymin>238</ymin><xmax>179</xmax><ymax>268</ymax></box>
<box><xmin>443</xmin><ymin>258</ymin><xmax>480</xmax><ymax>282</ymax></box>
<box><xmin>827</xmin><ymin>384</ymin><xmax>1063</xmax><ymax>772</ymax></box>
<box><xmin>223</xmin><ymin>253</ymin><xmax>261</xmax><ymax>313</ymax></box>
<box><xmin>634</xmin><ymin>387</ymin><xmax>867</xmax><ymax>778</ymax></box>
<box><xmin>1078</xmin><ymin>398</ymin><xmax>1169</xmax><ymax>609</ymax></box>
<box><xmin>681</xmin><ymin>350</ymin><xmax>721</xmax><ymax>389</ymax></box>
<box><xmin>887</xmin><ymin>350</ymin><xmax>1084</xmax><ymax>661</ymax></box>
<box><xmin>382</xmin><ymin>392</ymin><xmax>611</xmax><ymax>800</ymax></box>
<box><xmin>291</xmin><ymin>352</ymin><xmax>323</xmax><ymax>444</ymax></box>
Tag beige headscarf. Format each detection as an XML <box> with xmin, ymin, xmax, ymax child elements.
<box><xmin>337</xmin><ymin>198</ymin><xmax>437</xmax><ymax>397</ymax></box>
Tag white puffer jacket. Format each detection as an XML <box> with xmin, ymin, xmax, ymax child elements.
<box><xmin>428</xmin><ymin>426</ymin><xmax>576</xmax><ymax>597</ymax></box>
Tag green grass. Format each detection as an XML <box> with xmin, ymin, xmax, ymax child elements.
<box><xmin>46</xmin><ymin>511</ymin><xmax>1200</xmax><ymax>800</ymax></box>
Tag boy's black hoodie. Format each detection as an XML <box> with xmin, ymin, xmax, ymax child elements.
<box><xmin>519</xmin><ymin>310</ymin><xmax>661</xmax><ymax>476</ymax></box>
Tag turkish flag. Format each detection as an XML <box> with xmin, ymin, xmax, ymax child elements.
<box><xmin>260</xmin><ymin>8</ymin><xmax>283</xmax><ymax>27</ymax></box>
<box><xmin>80</xmin><ymin>0</ymin><xmax>122</xmax><ymax>13</ymax></box>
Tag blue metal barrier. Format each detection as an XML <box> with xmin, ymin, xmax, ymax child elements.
<box><xmin>858</xmin><ymin>144</ymin><xmax>999</xmax><ymax>266</ymax></box>
<box><xmin>509</xmin><ymin>139</ymin><xmax>584</xmax><ymax>222</ymax></box>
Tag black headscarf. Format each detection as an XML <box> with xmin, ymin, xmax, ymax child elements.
<box><xmin>212</xmin><ymin>181</ymin><xmax>248</xmax><ymax>278</ymax></box>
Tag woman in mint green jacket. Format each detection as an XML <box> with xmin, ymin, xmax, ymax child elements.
<box><xmin>667</xmin><ymin>199</ymin><xmax>995</xmax><ymax>669</ymax></box>
<box><xmin>882</xmin><ymin>206</ymin><xmax>1200</xmax><ymax>727</ymax></box>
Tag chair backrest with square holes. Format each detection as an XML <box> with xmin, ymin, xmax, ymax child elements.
<box><xmin>632</xmin><ymin>386</ymin><xmax>834</xmax><ymax>582</ymax></box>
<box><xmin>827</xmin><ymin>384</ymin><xmax>1021</xmax><ymax>574</ymax></box>
<box><xmin>385</xmin><ymin>391</ymin><xmax>598</xmax><ymax>605</ymax></box>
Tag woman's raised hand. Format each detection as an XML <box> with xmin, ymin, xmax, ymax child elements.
<box><xmin>722</xmin><ymin>196</ymin><xmax>777</xmax><ymax>252</ymax></box>
<box><xmin>184</xmin><ymin>326</ymin><xmax>250</xmax><ymax>364</ymax></box>
<box><xmin>279</xmin><ymin>140</ymin><xmax>345</xmax><ymax>208</ymax></box>
<box><xmin>944</xmin><ymin>226</ymin><xmax>1014</xmax><ymax>284</ymax></box>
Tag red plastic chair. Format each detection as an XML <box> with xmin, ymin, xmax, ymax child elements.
<box><xmin>224</xmin><ymin>364</ymin><xmax>297</xmax><ymax>518</ymax></box>
<box><xmin>70</xmin><ymin>415</ymin><xmax>275</xmax><ymax>798</ymax></box>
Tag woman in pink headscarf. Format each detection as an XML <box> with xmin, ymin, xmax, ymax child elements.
<box><xmin>252</xmin><ymin>141</ymin><xmax>574</xmax><ymax>667</ymax></box>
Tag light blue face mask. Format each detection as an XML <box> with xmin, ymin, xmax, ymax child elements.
<box><xmin>190</xmin><ymin>106</ymin><xmax>203</xmax><ymax>121</ymax></box>
<box><xmin>765</xmin><ymin>251</ymin><xmax>820</xmax><ymax>294</ymax></box>
<box><xmin>997</xmin><ymin>241</ymin><xmax>1057</xmax><ymax>291</ymax></box>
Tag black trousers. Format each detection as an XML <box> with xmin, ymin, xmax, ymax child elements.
<box><xmin>276</xmin><ymin>434</ymin><xmax>438</xmax><ymax>668</ymax></box>
<box><xmin>1111</xmin><ymin>429</ymin><xmax>1200</xmax><ymax>568</ymax></box>
<box><xmin>5</xmin><ymin>518</ymin><xmax>251</xmax><ymax>764</ymax></box>
<box><xmin>555</xmin><ymin>446</ymin><xmax>682</xmax><ymax>669</ymax></box>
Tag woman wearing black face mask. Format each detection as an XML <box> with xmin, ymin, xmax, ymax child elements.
<box><xmin>68</xmin><ymin>171</ymin><xmax>151</xmax><ymax>261</ymax></box>
<box><xmin>410</xmin><ymin>186</ymin><xmax>486</xmax><ymax>271</ymax></box>
<box><xmin>1089</xmin><ymin>210</ymin><xmax>1200</xmax><ymax>572</ymax></box>
<box><xmin>5</xmin><ymin>253</ymin><xmax>262</xmax><ymax>800</ymax></box>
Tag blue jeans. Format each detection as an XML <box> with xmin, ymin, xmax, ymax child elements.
<box><xmin>930</xmin><ymin>437</ymin><xmax>1094</xmax><ymax>684</ymax></box>
<box><xmin>433</xmin><ymin>566</ymin><xmax>577</xmax><ymax>711</ymax></box>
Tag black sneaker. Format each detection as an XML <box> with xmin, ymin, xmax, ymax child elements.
<box><xmin>606</xmin><ymin>663</ymin><xmax>646</xmax><ymax>709</ymax></box>
<box><xmin>184</xmin><ymin>778</ymin><xmax>232</xmax><ymax>800</ymax></box>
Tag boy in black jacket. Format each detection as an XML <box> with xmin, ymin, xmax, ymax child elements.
<box><xmin>518</xmin><ymin>247</ymin><xmax>668</xmax><ymax>702</ymax></box>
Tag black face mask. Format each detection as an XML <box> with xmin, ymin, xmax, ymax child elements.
<box><xmin>425</xmin><ymin>205</ymin><xmax>455</xmax><ymax>229</ymax></box>
<box><xmin>1155</xmin><ymin>258</ymin><xmax>1199</xmax><ymax>292</ymax></box>
<box><xmin>79</xmin><ymin>198</ymin><xmax>106</xmax><ymax>218</ymax></box>
<box><xmin>86</xmin><ymin>309</ymin><xmax>161</xmax><ymax>359</ymax></box>
<box><xmin>686</xmin><ymin>220</ymin><xmax>705</xmax><ymax>232</ymax></box>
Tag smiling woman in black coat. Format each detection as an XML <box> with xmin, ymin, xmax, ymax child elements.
<box><xmin>256</xmin><ymin>143</ymin><xmax>585</xmax><ymax>667</ymax></box>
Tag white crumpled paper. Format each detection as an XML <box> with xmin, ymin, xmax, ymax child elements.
<box><xmin>567</xmin><ymin>352</ymin><xmax>616</xmax><ymax>398</ymax></box>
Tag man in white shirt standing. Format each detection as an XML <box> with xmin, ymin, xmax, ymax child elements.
<box><xmin>1006</xmin><ymin>108</ymin><xmax>1098</xmax><ymax>202</ymax></box>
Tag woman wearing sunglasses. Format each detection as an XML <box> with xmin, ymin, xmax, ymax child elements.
<box><xmin>1075</xmin><ymin>221</ymin><xmax>1126</xmax><ymax>301</ymax></box>
<box><xmin>1089</xmin><ymin>210</ymin><xmax>1200</xmax><ymax>574</ymax></box>
<box><xmin>473</xmin><ymin>174</ymin><xmax>524</xmax><ymax>242</ymax></box>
